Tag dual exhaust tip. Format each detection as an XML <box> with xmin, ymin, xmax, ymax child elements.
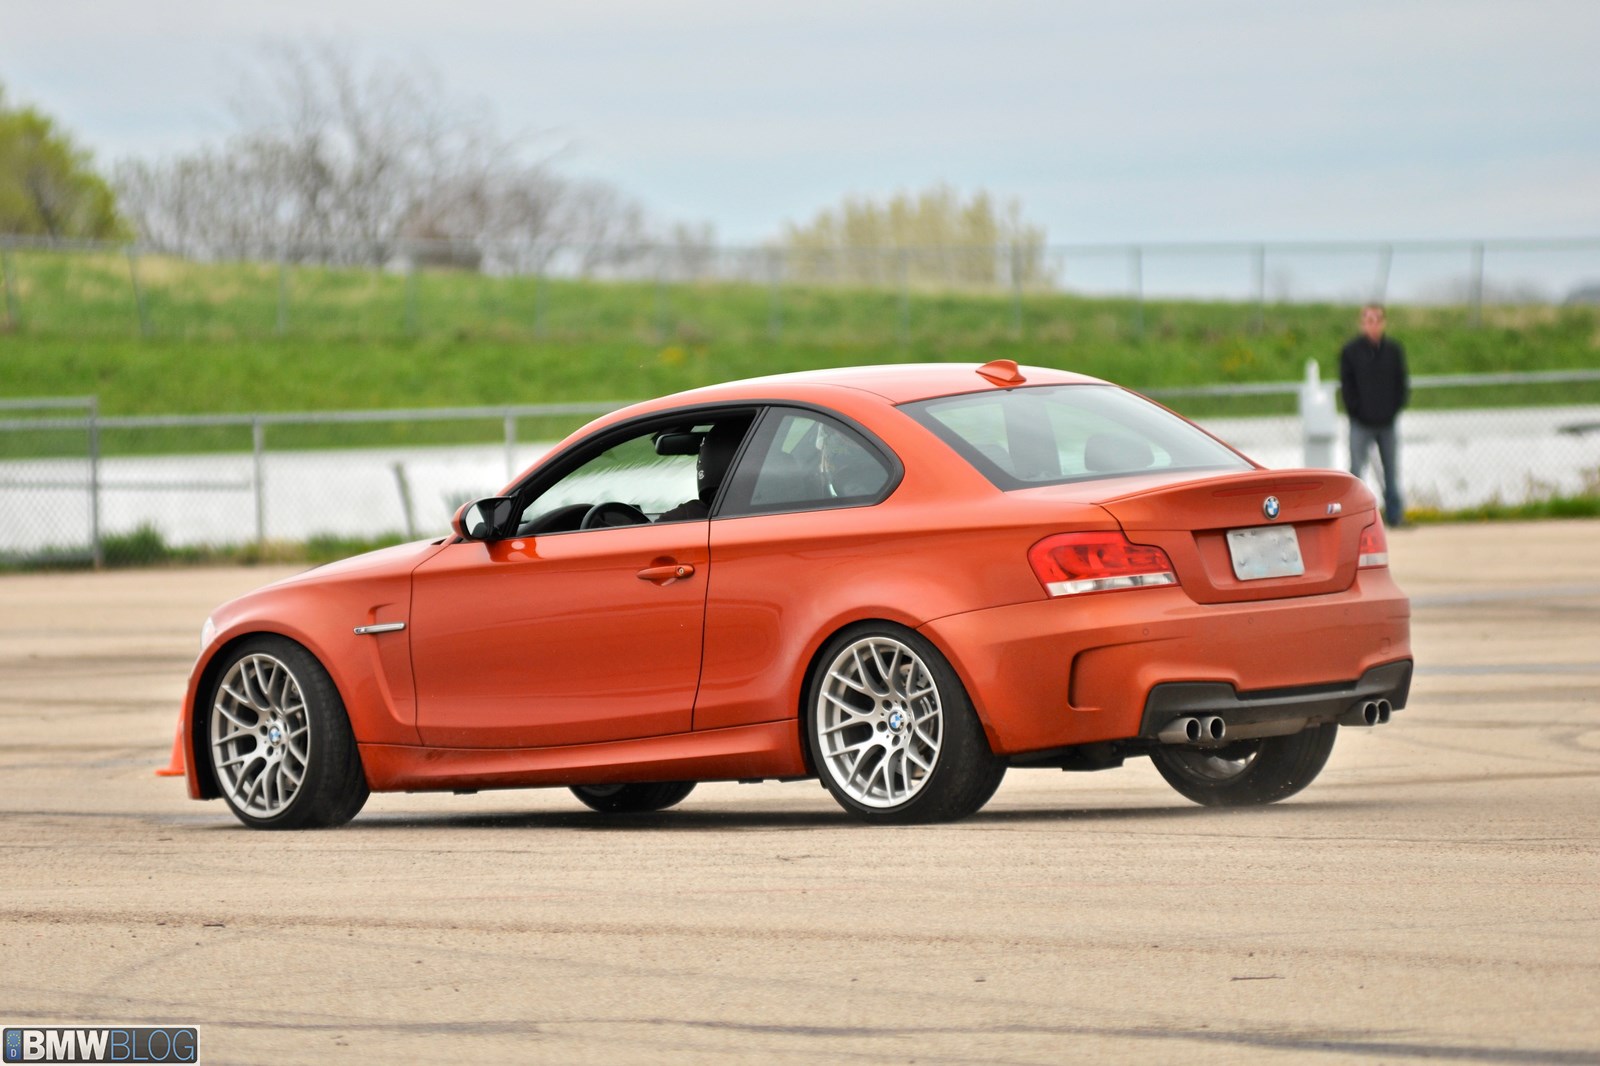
<box><xmin>1157</xmin><ymin>715</ymin><xmax>1227</xmax><ymax>745</ymax></box>
<box><xmin>1158</xmin><ymin>699</ymin><xmax>1394</xmax><ymax>745</ymax></box>
<box><xmin>1345</xmin><ymin>699</ymin><xmax>1393</xmax><ymax>726</ymax></box>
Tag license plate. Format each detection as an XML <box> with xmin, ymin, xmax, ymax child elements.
<box><xmin>1226</xmin><ymin>526</ymin><xmax>1305</xmax><ymax>580</ymax></box>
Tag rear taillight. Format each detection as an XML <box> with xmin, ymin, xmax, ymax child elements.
<box><xmin>1358</xmin><ymin>520</ymin><xmax>1389</xmax><ymax>568</ymax></box>
<box><xmin>1028</xmin><ymin>531</ymin><xmax>1178</xmax><ymax>597</ymax></box>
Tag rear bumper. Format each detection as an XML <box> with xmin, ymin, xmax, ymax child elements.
<box><xmin>1137</xmin><ymin>659</ymin><xmax>1412</xmax><ymax>743</ymax></box>
<box><xmin>918</xmin><ymin>570</ymin><xmax>1411</xmax><ymax>756</ymax></box>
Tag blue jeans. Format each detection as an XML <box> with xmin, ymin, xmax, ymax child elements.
<box><xmin>1349</xmin><ymin>421</ymin><xmax>1404</xmax><ymax>526</ymax></box>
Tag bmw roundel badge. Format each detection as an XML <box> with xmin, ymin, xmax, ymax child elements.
<box><xmin>1263</xmin><ymin>496</ymin><xmax>1281</xmax><ymax>520</ymax></box>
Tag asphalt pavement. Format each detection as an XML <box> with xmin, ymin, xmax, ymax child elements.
<box><xmin>2</xmin><ymin>520</ymin><xmax>1597</xmax><ymax>1064</ymax></box>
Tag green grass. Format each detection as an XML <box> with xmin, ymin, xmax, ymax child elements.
<box><xmin>3</xmin><ymin>247</ymin><xmax>1597</xmax><ymax>421</ymax></box>
<box><xmin>1408</xmin><ymin>465</ymin><xmax>1600</xmax><ymax>524</ymax></box>
<box><xmin>1408</xmin><ymin>495</ymin><xmax>1600</xmax><ymax>523</ymax></box>
<box><xmin>0</xmin><ymin>524</ymin><xmax>410</xmax><ymax>572</ymax></box>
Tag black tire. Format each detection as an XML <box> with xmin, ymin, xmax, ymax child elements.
<box><xmin>1150</xmin><ymin>723</ymin><xmax>1339</xmax><ymax>807</ymax></box>
<box><xmin>806</xmin><ymin>624</ymin><xmax>1005</xmax><ymax>825</ymax></box>
<box><xmin>570</xmin><ymin>781</ymin><xmax>696</xmax><ymax>813</ymax></box>
<box><xmin>206</xmin><ymin>636</ymin><xmax>369</xmax><ymax>830</ymax></box>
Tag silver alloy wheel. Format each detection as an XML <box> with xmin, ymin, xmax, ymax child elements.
<box><xmin>815</xmin><ymin>636</ymin><xmax>944</xmax><ymax>808</ymax></box>
<box><xmin>210</xmin><ymin>652</ymin><xmax>311</xmax><ymax>820</ymax></box>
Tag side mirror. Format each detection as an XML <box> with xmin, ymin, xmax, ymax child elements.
<box><xmin>451</xmin><ymin>496</ymin><xmax>517</xmax><ymax>541</ymax></box>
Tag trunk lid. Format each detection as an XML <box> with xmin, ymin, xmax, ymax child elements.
<box><xmin>1096</xmin><ymin>469</ymin><xmax>1376</xmax><ymax>604</ymax></box>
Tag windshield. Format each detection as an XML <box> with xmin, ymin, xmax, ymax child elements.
<box><xmin>902</xmin><ymin>384</ymin><xmax>1252</xmax><ymax>490</ymax></box>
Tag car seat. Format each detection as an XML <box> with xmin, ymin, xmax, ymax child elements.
<box><xmin>695</xmin><ymin>421</ymin><xmax>746</xmax><ymax>503</ymax></box>
<box><xmin>1083</xmin><ymin>433</ymin><xmax>1154</xmax><ymax>473</ymax></box>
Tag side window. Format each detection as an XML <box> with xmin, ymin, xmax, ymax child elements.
<box><xmin>515</xmin><ymin>413</ymin><xmax>753</xmax><ymax>534</ymax></box>
<box><xmin>723</xmin><ymin>410</ymin><xmax>894</xmax><ymax>516</ymax></box>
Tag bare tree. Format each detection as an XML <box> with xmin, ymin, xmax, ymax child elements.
<box><xmin>663</xmin><ymin>221</ymin><xmax>719</xmax><ymax>281</ymax></box>
<box><xmin>551</xmin><ymin>179</ymin><xmax>650</xmax><ymax>276</ymax></box>
<box><xmin>114</xmin><ymin>42</ymin><xmax>665</xmax><ymax>273</ymax></box>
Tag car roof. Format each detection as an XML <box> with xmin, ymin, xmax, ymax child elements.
<box><xmin>648</xmin><ymin>361</ymin><xmax>1110</xmax><ymax>409</ymax></box>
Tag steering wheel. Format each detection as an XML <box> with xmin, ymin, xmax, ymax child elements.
<box><xmin>580</xmin><ymin>501</ymin><xmax>650</xmax><ymax>530</ymax></box>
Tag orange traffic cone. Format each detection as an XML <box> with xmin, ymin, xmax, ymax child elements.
<box><xmin>156</xmin><ymin>719</ymin><xmax>187</xmax><ymax>778</ymax></box>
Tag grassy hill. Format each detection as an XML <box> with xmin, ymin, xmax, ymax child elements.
<box><xmin>3</xmin><ymin>249</ymin><xmax>1597</xmax><ymax>565</ymax></box>
<box><xmin>2</xmin><ymin>249</ymin><xmax>1597</xmax><ymax>420</ymax></box>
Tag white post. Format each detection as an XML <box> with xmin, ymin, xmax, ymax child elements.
<box><xmin>504</xmin><ymin>412</ymin><xmax>517</xmax><ymax>482</ymax></box>
<box><xmin>252</xmin><ymin>419</ymin><xmax>267</xmax><ymax>547</ymax></box>
<box><xmin>88</xmin><ymin>397</ymin><xmax>103</xmax><ymax>568</ymax></box>
<box><xmin>1299</xmin><ymin>359</ymin><xmax>1338</xmax><ymax>469</ymax></box>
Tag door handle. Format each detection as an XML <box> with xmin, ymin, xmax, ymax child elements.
<box><xmin>636</xmin><ymin>563</ymin><xmax>695</xmax><ymax>583</ymax></box>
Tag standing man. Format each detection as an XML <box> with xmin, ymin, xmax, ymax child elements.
<box><xmin>1340</xmin><ymin>303</ymin><xmax>1409</xmax><ymax>527</ymax></box>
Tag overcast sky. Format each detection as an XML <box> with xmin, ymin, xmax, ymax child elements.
<box><xmin>3</xmin><ymin>0</ymin><xmax>1598</xmax><ymax>247</ymax></box>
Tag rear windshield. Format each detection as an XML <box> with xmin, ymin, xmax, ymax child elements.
<box><xmin>901</xmin><ymin>384</ymin><xmax>1252</xmax><ymax>489</ymax></box>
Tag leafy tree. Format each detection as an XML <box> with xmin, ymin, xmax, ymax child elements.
<box><xmin>780</xmin><ymin>184</ymin><xmax>1051</xmax><ymax>289</ymax></box>
<box><xmin>0</xmin><ymin>83</ymin><xmax>127</xmax><ymax>239</ymax></box>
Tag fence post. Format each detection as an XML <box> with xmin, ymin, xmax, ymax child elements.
<box><xmin>1128</xmin><ymin>245</ymin><xmax>1144</xmax><ymax>338</ymax></box>
<box><xmin>392</xmin><ymin>462</ymin><xmax>418</xmax><ymax>540</ymax></box>
<box><xmin>126</xmin><ymin>246</ymin><xmax>151</xmax><ymax>337</ymax></box>
<box><xmin>1010</xmin><ymin>242</ymin><xmax>1024</xmax><ymax>339</ymax></box>
<box><xmin>252</xmin><ymin>418</ymin><xmax>267</xmax><ymax>547</ymax></box>
<box><xmin>0</xmin><ymin>243</ymin><xmax>17</xmax><ymax>330</ymax></box>
<box><xmin>504</xmin><ymin>411</ymin><xmax>518</xmax><ymax>482</ymax></box>
<box><xmin>767</xmin><ymin>249</ymin><xmax>784</xmax><ymax>342</ymax></box>
<box><xmin>897</xmin><ymin>249</ymin><xmax>911</xmax><ymax>349</ymax></box>
<box><xmin>88</xmin><ymin>396</ymin><xmax>103</xmax><ymax>569</ymax></box>
<box><xmin>1374</xmin><ymin>244</ymin><xmax>1393</xmax><ymax>304</ymax></box>
<box><xmin>1252</xmin><ymin>244</ymin><xmax>1266</xmax><ymax>333</ymax></box>
<box><xmin>404</xmin><ymin>256</ymin><xmax>420</xmax><ymax>335</ymax></box>
<box><xmin>654</xmin><ymin>247</ymin><xmax>671</xmax><ymax>345</ymax></box>
<box><xmin>533</xmin><ymin>267</ymin><xmax>548</xmax><ymax>340</ymax></box>
<box><xmin>276</xmin><ymin>255</ymin><xmax>290</xmax><ymax>335</ymax></box>
<box><xmin>1469</xmin><ymin>242</ymin><xmax>1485</xmax><ymax>326</ymax></box>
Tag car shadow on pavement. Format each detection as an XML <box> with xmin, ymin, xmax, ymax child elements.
<box><xmin>239</xmin><ymin>797</ymin><xmax>1390</xmax><ymax>833</ymax></box>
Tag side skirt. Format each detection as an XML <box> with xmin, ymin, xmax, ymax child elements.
<box><xmin>360</xmin><ymin>720</ymin><xmax>809</xmax><ymax>793</ymax></box>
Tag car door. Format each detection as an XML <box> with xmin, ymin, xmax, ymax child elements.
<box><xmin>409</xmin><ymin>415</ymin><xmax>748</xmax><ymax>749</ymax></box>
<box><xmin>410</xmin><ymin>523</ymin><xmax>708</xmax><ymax>748</ymax></box>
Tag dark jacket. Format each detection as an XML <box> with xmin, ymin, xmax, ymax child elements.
<box><xmin>1340</xmin><ymin>334</ymin><xmax>1409</xmax><ymax>427</ymax></box>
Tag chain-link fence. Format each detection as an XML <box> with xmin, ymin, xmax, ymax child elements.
<box><xmin>3</xmin><ymin>236</ymin><xmax>1599</xmax><ymax>344</ymax></box>
<box><xmin>3</xmin><ymin>372</ymin><xmax>1597</xmax><ymax>568</ymax></box>
<box><xmin>1150</xmin><ymin>371</ymin><xmax>1600</xmax><ymax>514</ymax></box>
<box><xmin>0</xmin><ymin>402</ymin><xmax>621</xmax><ymax>567</ymax></box>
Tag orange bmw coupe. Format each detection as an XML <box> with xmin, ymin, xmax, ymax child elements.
<box><xmin>166</xmin><ymin>361</ymin><xmax>1411</xmax><ymax>828</ymax></box>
